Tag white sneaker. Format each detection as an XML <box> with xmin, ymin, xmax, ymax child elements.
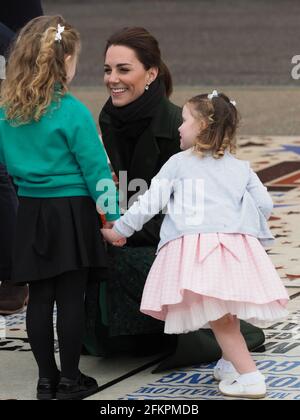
<box><xmin>219</xmin><ymin>378</ymin><xmax>267</xmax><ymax>399</ymax></box>
<box><xmin>213</xmin><ymin>366</ymin><xmax>239</xmax><ymax>382</ymax></box>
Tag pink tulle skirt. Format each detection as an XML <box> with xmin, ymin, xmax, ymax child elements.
<box><xmin>140</xmin><ymin>233</ymin><xmax>289</xmax><ymax>334</ymax></box>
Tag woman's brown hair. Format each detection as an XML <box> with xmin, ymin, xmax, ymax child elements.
<box><xmin>104</xmin><ymin>27</ymin><xmax>173</xmax><ymax>97</ymax></box>
<box><xmin>0</xmin><ymin>15</ymin><xmax>80</xmax><ymax>124</ymax></box>
<box><xmin>187</xmin><ymin>92</ymin><xmax>239</xmax><ymax>159</ymax></box>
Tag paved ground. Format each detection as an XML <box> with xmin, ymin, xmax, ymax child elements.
<box><xmin>1</xmin><ymin>135</ymin><xmax>300</xmax><ymax>400</ymax></box>
<box><xmin>43</xmin><ymin>1</ymin><xmax>300</xmax><ymax>134</ymax></box>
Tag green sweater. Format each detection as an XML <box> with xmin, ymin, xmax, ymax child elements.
<box><xmin>0</xmin><ymin>93</ymin><xmax>119</xmax><ymax>221</ymax></box>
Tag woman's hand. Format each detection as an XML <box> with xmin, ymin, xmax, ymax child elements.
<box><xmin>101</xmin><ymin>228</ymin><xmax>126</xmax><ymax>247</ymax></box>
<box><xmin>103</xmin><ymin>221</ymin><xmax>115</xmax><ymax>229</ymax></box>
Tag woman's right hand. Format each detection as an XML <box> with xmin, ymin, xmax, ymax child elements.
<box><xmin>103</xmin><ymin>221</ymin><xmax>115</xmax><ymax>229</ymax></box>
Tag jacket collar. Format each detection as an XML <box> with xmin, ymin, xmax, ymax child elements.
<box><xmin>150</xmin><ymin>97</ymin><xmax>178</xmax><ymax>139</ymax></box>
<box><xmin>100</xmin><ymin>97</ymin><xmax>179</xmax><ymax>183</ymax></box>
<box><xmin>100</xmin><ymin>96</ymin><xmax>176</xmax><ymax>140</ymax></box>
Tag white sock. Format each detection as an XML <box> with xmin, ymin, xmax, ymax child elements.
<box><xmin>222</xmin><ymin>359</ymin><xmax>236</xmax><ymax>372</ymax></box>
<box><xmin>237</xmin><ymin>371</ymin><xmax>265</xmax><ymax>385</ymax></box>
<box><xmin>216</xmin><ymin>358</ymin><xmax>236</xmax><ymax>372</ymax></box>
<box><xmin>215</xmin><ymin>358</ymin><xmax>224</xmax><ymax>369</ymax></box>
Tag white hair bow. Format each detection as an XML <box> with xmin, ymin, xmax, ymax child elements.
<box><xmin>207</xmin><ymin>90</ymin><xmax>218</xmax><ymax>100</ymax></box>
<box><xmin>55</xmin><ymin>24</ymin><xmax>65</xmax><ymax>42</ymax></box>
<box><xmin>230</xmin><ymin>100</ymin><xmax>237</xmax><ymax>106</ymax></box>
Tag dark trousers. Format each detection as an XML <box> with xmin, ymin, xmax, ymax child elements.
<box><xmin>0</xmin><ymin>22</ymin><xmax>14</xmax><ymax>56</ymax></box>
<box><xmin>0</xmin><ymin>0</ymin><xmax>43</xmax><ymax>33</ymax></box>
<box><xmin>0</xmin><ymin>164</ymin><xmax>18</xmax><ymax>280</ymax></box>
<box><xmin>1</xmin><ymin>0</ymin><xmax>43</xmax><ymax>56</ymax></box>
<box><xmin>26</xmin><ymin>269</ymin><xmax>88</xmax><ymax>380</ymax></box>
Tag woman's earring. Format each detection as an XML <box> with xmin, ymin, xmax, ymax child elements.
<box><xmin>145</xmin><ymin>83</ymin><xmax>150</xmax><ymax>91</ymax></box>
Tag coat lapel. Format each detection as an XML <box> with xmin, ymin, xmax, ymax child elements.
<box><xmin>100</xmin><ymin>97</ymin><xmax>181</xmax><ymax>185</ymax></box>
<box><xmin>100</xmin><ymin>121</ymin><xmax>124</xmax><ymax>173</ymax></box>
<box><xmin>128</xmin><ymin>125</ymin><xmax>160</xmax><ymax>184</ymax></box>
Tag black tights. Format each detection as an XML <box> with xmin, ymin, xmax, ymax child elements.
<box><xmin>26</xmin><ymin>269</ymin><xmax>88</xmax><ymax>380</ymax></box>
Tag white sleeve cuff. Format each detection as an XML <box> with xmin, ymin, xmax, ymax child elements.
<box><xmin>113</xmin><ymin>220</ymin><xmax>135</xmax><ymax>238</ymax></box>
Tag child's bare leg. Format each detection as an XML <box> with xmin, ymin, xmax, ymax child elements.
<box><xmin>210</xmin><ymin>314</ymin><xmax>257</xmax><ymax>374</ymax></box>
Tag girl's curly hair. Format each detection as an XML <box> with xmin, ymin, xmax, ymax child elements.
<box><xmin>187</xmin><ymin>92</ymin><xmax>239</xmax><ymax>159</ymax></box>
<box><xmin>0</xmin><ymin>15</ymin><xmax>80</xmax><ymax>124</ymax></box>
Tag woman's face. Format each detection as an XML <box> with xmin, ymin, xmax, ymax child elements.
<box><xmin>104</xmin><ymin>45</ymin><xmax>158</xmax><ymax>107</ymax></box>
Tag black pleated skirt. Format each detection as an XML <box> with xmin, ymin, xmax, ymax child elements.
<box><xmin>10</xmin><ymin>196</ymin><xmax>108</xmax><ymax>284</ymax></box>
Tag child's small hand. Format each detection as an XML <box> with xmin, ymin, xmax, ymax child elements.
<box><xmin>101</xmin><ymin>228</ymin><xmax>126</xmax><ymax>247</ymax></box>
<box><xmin>112</xmin><ymin>237</ymin><xmax>127</xmax><ymax>247</ymax></box>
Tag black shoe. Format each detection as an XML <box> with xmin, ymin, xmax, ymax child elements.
<box><xmin>56</xmin><ymin>372</ymin><xmax>98</xmax><ymax>400</ymax></box>
<box><xmin>37</xmin><ymin>376</ymin><xmax>60</xmax><ymax>400</ymax></box>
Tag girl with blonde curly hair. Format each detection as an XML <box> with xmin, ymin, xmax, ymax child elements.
<box><xmin>0</xmin><ymin>15</ymin><xmax>120</xmax><ymax>400</ymax></box>
<box><xmin>102</xmin><ymin>90</ymin><xmax>289</xmax><ymax>399</ymax></box>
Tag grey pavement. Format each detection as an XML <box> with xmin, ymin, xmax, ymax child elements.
<box><xmin>42</xmin><ymin>0</ymin><xmax>300</xmax><ymax>134</ymax></box>
<box><xmin>43</xmin><ymin>0</ymin><xmax>300</xmax><ymax>86</ymax></box>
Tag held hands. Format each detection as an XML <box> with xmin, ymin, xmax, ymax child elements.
<box><xmin>101</xmin><ymin>225</ymin><xmax>127</xmax><ymax>247</ymax></box>
<box><xmin>103</xmin><ymin>221</ymin><xmax>115</xmax><ymax>229</ymax></box>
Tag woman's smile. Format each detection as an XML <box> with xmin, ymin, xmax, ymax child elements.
<box><xmin>110</xmin><ymin>87</ymin><xmax>128</xmax><ymax>97</ymax></box>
